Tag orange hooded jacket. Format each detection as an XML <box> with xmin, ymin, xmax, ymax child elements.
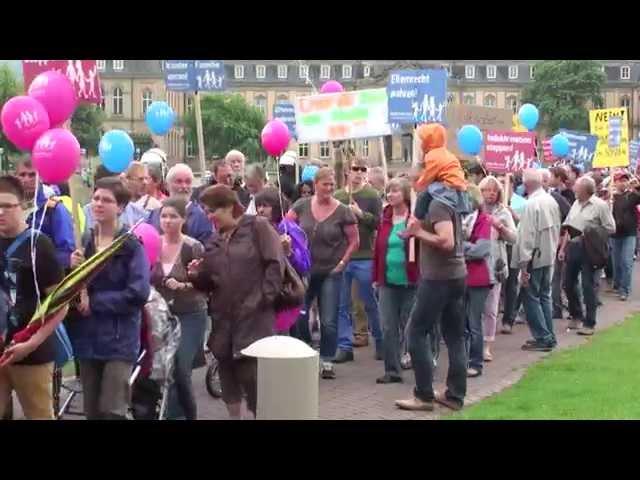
<box><xmin>414</xmin><ymin>123</ymin><xmax>467</xmax><ymax>192</ymax></box>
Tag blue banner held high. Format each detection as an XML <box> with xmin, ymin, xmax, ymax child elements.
<box><xmin>194</xmin><ymin>60</ymin><xmax>225</xmax><ymax>91</ymax></box>
<box><xmin>629</xmin><ymin>140</ymin><xmax>640</xmax><ymax>171</ymax></box>
<box><xmin>273</xmin><ymin>101</ymin><xmax>297</xmax><ymax>139</ymax></box>
<box><xmin>164</xmin><ymin>60</ymin><xmax>195</xmax><ymax>92</ymax></box>
<box><xmin>387</xmin><ymin>69</ymin><xmax>447</xmax><ymax>125</ymax></box>
<box><xmin>558</xmin><ymin>129</ymin><xmax>598</xmax><ymax>172</ymax></box>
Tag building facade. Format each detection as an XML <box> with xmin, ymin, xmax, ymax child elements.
<box><xmin>97</xmin><ymin>60</ymin><xmax>640</xmax><ymax>170</ymax></box>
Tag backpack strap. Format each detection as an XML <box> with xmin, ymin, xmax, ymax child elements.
<box><xmin>4</xmin><ymin>228</ymin><xmax>33</xmax><ymax>263</ymax></box>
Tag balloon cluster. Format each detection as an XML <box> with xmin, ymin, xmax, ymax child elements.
<box><xmin>1</xmin><ymin>71</ymin><xmax>80</xmax><ymax>184</ymax></box>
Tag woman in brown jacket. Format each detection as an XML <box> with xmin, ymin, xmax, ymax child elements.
<box><xmin>188</xmin><ymin>184</ymin><xmax>284</xmax><ymax>419</ymax></box>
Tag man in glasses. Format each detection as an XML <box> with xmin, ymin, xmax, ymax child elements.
<box><xmin>15</xmin><ymin>159</ymin><xmax>75</xmax><ymax>269</ymax></box>
<box><xmin>334</xmin><ymin>157</ymin><xmax>383</xmax><ymax>362</ymax></box>
<box><xmin>126</xmin><ymin>161</ymin><xmax>161</xmax><ymax>212</ymax></box>
<box><xmin>0</xmin><ymin>176</ymin><xmax>66</xmax><ymax>419</ymax></box>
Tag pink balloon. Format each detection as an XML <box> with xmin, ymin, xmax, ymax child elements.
<box><xmin>320</xmin><ymin>80</ymin><xmax>344</xmax><ymax>94</ymax></box>
<box><xmin>1</xmin><ymin>96</ymin><xmax>51</xmax><ymax>151</ymax></box>
<box><xmin>32</xmin><ymin>128</ymin><xmax>81</xmax><ymax>184</ymax></box>
<box><xmin>132</xmin><ymin>223</ymin><xmax>161</xmax><ymax>267</ymax></box>
<box><xmin>28</xmin><ymin>70</ymin><xmax>77</xmax><ymax>126</ymax></box>
<box><xmin>261</xmin><ymin>119</ymin><xmax>291</xmax><ymax>157</ymax></box>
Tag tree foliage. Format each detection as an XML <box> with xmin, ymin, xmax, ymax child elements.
<box><xmin>183</xmin><ymin>93</ymin><xmax>266</xmax><ymax>162</ymax></box>
<box><xmin>0</xmin><ymin>64</ymin><xmax>22</xmax><ymax>156</ymax></box>
<box><xmin>521</xmin><ymin>60</ymin><xmax>605</xmax><ymax>133</ymax></box>
<box><xmin>71</xmin><ymin>103</ymin><xmax>105</xmax><ymax>155</ymax></box>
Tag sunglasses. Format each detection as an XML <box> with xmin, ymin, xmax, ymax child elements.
<box><xmin>351</xmin><ymin>166</ymin><xmax>368</xmax><ymax>173</ymax></box>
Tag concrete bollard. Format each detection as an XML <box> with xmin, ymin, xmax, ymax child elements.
<box><xmin>241</xmin><ymin>336</ymin><xmax>319</xmax><ymax>420</ymax></box>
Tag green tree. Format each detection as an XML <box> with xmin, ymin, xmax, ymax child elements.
<box><xmin>71</xmin><ymin>103</ymin><xmax>106</xmax><ymax>155</ymax></box>
<box><xmin>0</xmin><ymin>63</ymin><xmax>22</xmax><ymax>157</ymax></box>
<box><xmin>522</xmin><ymin>60</ymin><xmax>605</xmax><ymax>133</ymax></box>
<box><xmin>183</xmin><ymin>93</ymin><xmax>266</xmax><ymax>163</ymax></box>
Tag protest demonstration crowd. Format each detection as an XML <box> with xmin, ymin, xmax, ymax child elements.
<box><xmin>0</xmin><ymin>61</ymin><xmax>637</xmax><ymax>420</ymax></box>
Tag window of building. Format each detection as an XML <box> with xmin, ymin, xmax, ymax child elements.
<box><xmin>530</xmin><ymin>65</ymin><xmax>536</xmax><ymax>79</ymax></box>
<box><xmin>508</xmin><ymin>65</ymin><xmax>518</xmax><ymax>80</ymax></box>
<box><xmin>320</xmin><ymin>64</ymin><xmax>331</xmax><ymax>80</ymax></box>
<box><xmin>186</xmin><ymin>95</ymin><xmax>194</xmax><ymax>113</ymax></box>
<box><xmin>621</xmin><ymin>65</ymin><xmax>631</xmax><ymax>80</ymax></box>
<box><xmin>342</xmin><ymin>64</ymin><xmax>352</xmax><ymax>79</ymax></box>
<box><xmin>487</xmin><ymin>65</ymin><xmax>497</xmax><ymax>80</ymax></box>
<box><xmin>256</xmin><ymin>65</ymin><xmax>266</xmax><ymax>79</ymax></box>
<box><xmin>186</xmin><ymin>140</ymin><xmax>195</xmax><ymax>158</ymax></box>
<box><xmin>234</xmin><ymin>64</ymin><xmax>244</xmax><ymax>79</ymax></box>
<box><xmin>621</xmin><ymin>96</ymin><xmax>631</xmax><ymax>108</ymax></box>
<box><xmin>362</xmin><ymin>139</ymin><xmax>369</xmax><ymax>157</ymax></box>
<box><xmin>463</xmin><ymin>94</ymin><xmax>475</xmax><ymax>105</ymax></box>
<box><xmin>278</xmin><ymin>64</ymin><xmax>288</xmax><ymax>79</ymax></box>
<box><xmin>142</xmin><ymin>89</ymin><xmax>153</xmax><ymax>115</ymax></box>
<box><xmin>298</xmin><ymin>143</ymin><xmax>309</xmax><ymax>158</ymax></box>
<box><xmin>442</xmin><ymin>64</ymin><xmax>451</xmax><ymax>76</ymax></box>
<box><xmin>113</xmin><ymin>60</ymin><xmax>124</xmax><ymax>71</ymax></box>
<box><xmin>363</xmin><ymin>64</ymin><xmax>371</xmax><ymax>78</ymax></box>
<box><xmin>506</xmin><ymin>95</ymin><xmax>518</xmax><ymax>113</ymax></box>
<box><xmin>484</xmin><ymin>94</ymin><xmax>496</xmax><ymax>107</ymax></box>
<box><xmin>299</xmin><ymin>64</ymin><xmax>309</xmax><ymax>79</ymax></box>
<box><xmin>96</xmin><ymin>60</ymin><xmax>105</xmax><ymax>71</ymax></box>
<box><xmin>465</xmin><ymin>65</ymin><xmax>475</xmax><ymax>79</ymax></box>
<box><xmin>277</xmin><ymin>94</ymin><xmax>288</xmax><ymax>102</ymax></box>
<box><xmin>255</xmin><ymin>95</ymin><xmax>267</xmax><ymax>115</ymax></box>
<box><xmin>99</xmin><ymin>83</ymin><xmax>106</xmax><ymax>111</ymax></box>
<box><xmin>320</xmin><ymin>141</ymin><xmax>330</xmax><ymax>158</ymax></box>
<box><xmin>112</xmin><ymin>87</ymin><xmax>123</xmax><ymax>115</ymax></box>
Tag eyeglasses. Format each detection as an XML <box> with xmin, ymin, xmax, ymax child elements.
<box><xmin>0</xmin><ymin>203</ymin><xmax>20</xmax><ymax>211</ymax></box>
<box><xmin>351</xmin><ymin>166</ymin><xmax>368</xmax><ymax>173</ymax></box>
<box><xmin>18</xmin><ymin>172</ymin><xmax>36</xmax><ymax>178</ymax></box>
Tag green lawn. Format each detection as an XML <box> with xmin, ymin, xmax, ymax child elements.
<box><xmin>447</xmin><ymin>315</ymin><xmax>640</xmax><ymax>420</ymax></box>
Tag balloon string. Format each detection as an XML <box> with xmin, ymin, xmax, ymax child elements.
<box><xmin>30</xmin><ymin>175</ymin><xmax>46</xmax><ymax>311</ymax></box>
<box><xmin>275</xmin><ymin>154</ymin><xmax>288</xmax><ymax>235</ymax></box>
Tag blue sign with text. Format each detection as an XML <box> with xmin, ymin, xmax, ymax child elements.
<box><xmin>387</xmin><ymin>69</ymin><xmax>447</xmax><ymax>125</ymax></box>
<box><xmin>164</xmin><ymin>60</ymin><xmax>195</xmax><ymax>92</ymax></box>
<box><xmin>629</xmin><ymin>140</ymin><xmax>640</xmax><ymax>171</ymax></box>
<box><xmin>194</xmin><ymin>60</ymin><xmax>225</xmax><ymax>91</ymax></box>
<box><xmin>273</xmin><ymin>101</ymin><xmax>297</xmax><ymax>139</ymax></box>
<box><xmin>164</xmin><ymin>60</ymin><xmax>225</xmax><ymax>92</ymax></box>
<box><xmin>558</xmin><ymin>129</ymin><xmax>598</xmax><ymax>171</ymax></box>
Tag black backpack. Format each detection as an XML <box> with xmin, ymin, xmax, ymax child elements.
<box><xmin>582</xmin><ymin>225</ymin><xmax>610</xmax><ymax>269</ymax></box>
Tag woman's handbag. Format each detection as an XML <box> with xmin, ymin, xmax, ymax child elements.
<box><xmin>274</xmin><ymin>258</ymin><xmax>306</xmax><ymax>312</ymax></box>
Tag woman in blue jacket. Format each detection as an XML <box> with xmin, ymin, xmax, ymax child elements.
<box><xmin>68</xmin><ymin>177</ymin><xmax>150</xmax><ymax>420</ymax></box>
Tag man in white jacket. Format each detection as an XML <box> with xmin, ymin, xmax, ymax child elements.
<box><xmin>512</xmin><ymin>169</ymin><xmax>561</xmax><ymax>352</ymax></box>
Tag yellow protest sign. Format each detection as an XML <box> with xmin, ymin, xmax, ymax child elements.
<box><xmin>589</xmin><ymin>107</ymin><xmax>629</xmax><ymax>168</ymax></box>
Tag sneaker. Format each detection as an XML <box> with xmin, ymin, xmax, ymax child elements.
<box><xmin>320</xmin><ymin>362</ymin><xmax>336</xmax><ymax>379</ymax></box>
<box><xmin>434</xmin><ymin>391</ymin><xmax>463</xmax><ymax>411</ymax></box>
<box><xmin>467</xmin><ymin>368</ymin><xmax>482</xmax><ymax>378</ymax></box>
<box><xmin>483</xmin><ymin>347</ymin><xmax>493</xmax><ymax>362</ymax></box>
<box><xmin>567</xmin><ymin>319</ymin><xmax>582</xmax><ymax>330</ymax></box>
<box><xmin>500</xmin><ymin>324</ymin><xmax>513</xmax><ymax>334</ymax></box>
<box><xmin>514</xmin><ymin>316</ymin><xmax>526</xmax><ymax>325</ymax></box>
<box><xmin>376</xmin><ymin>374</ymin><xmax>403</xmax><ymax>384</ymax></box>
<box><xmin>333</xmin><ymin>349</ymin><xmax>354</xmax><ymax>364</ymax></box>
<box><xmin>400</xmin><ymin>353</ymin><xmax>412</xmax><ymax>370</ymax></box>
<box><xmin>620</xmin><ymin>294</ymin><xmax>628</xmax><ymax>302</ymax></box>
<box><xmin>577</xmin><ymin>327</ymin><xmax>595</xmax><ymax>336</ymax></box>
<box><xmin>521</xmin><ymin>342</ymin><xmax>553</xmax><ymax>352</ymax></box>
<box><xmin>395</xmin><ymin>396</ymin><xmax>434</xmax><ymax>411</ymax></box>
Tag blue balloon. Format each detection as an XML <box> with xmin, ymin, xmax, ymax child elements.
<box><xmin>99</xmin><ymin>130</ymin><xmax>135</xmax><ymax>173</ymax></box>
<box><xmin>518</xmin><ymin>103</ymin><xmax>539</xmax><ymax>131</ymax></box>
<box><xmin>146</xmin><ymin>101</ymin><xmax>175</xmax><ymax>136</ymax></box>
<box><xmin>457</xmin><ymin>125</ymin><xmax>483</xmax><ymax>155</ymax></box>
<box><xmin>301</xmin><ymin>165</ymin><xmax>319</xmax><ymax>183</ymax></box>
<box><xmin>551</xmin><ymin>134</ymin><xmax>570</xmax><ymax>157</ymax></box>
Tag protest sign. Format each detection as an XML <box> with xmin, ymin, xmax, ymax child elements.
<box><xmin>387</xmin><ymin>69</ymin><xmax>447</xmax><ymax>124</ymax></box>
<box><xmin>194</xmin><ymin>61</ymin><xmax>225</xmax><ymax>91</ymax></box>
<box><xmin>164</xmin><ymin>60</ymin><xmax>225</xmax><ymax>92</ymax></box>
<box><xmin>164</xmin><ymin>60</ymin><xmax>195</xmax><ymax>91</ymax></box>
<box><xmin>557</xmin><ymin>129</ymin><xmax>598</xmax><ymax>172</ymax></box>
<box><xmin>484</xmin><ymin>131</ymin><xmax>537</xmax><ymax>174</ymax></box>
<box><xmin>542</xmin><ymin>138</ymin><xmax>553</xmax><ymax>163</ymax></box>
<box><xmin>22</xmin><ymin>60</ymin><xmax>102</xmax><ymax>104</ymax></box>
<box><xmin>294</xmin><ymin>88</ymin><xmax>391</xmax><ymax>143</ymax></box>
<box><xmin>589</xmin><ymin>107</ymin><xmax>629</xmax><ymax>168</ymax></box>
<box><xmin>445</xmin><ymin>105</ymin><xmax>513</xmax><ymax>160</ymax></box>
<box><xmin>629</xmin><ymin>140</ymin><xmax>640</xmax><ymax>171</ymax></box>
<box><xmin>273</xmin><ymin>101</ymin><xmax>297</xmax><ymax>138</ymax></box>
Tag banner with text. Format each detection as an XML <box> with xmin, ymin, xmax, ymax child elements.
<box><xmin>294</xmin><ymin>88</ymin><xmax>391</xmax><ymax>143</ymax></box>
<box><xmin>447</xmin><ymin>105</ymin><xmax>513</xmax><ymax>161</ymax></box>
<box><xmin>22</xmin><ymin>60</ymin><xmax>102</xmax><ymax>104</ymax></box>
<box><xmin>164</xmin><ymin>60</ymin><xmax>225</xmax><ymax>92</ymax></box>
<box><xmin>484</xmin><ymin>131</ymin><xmax>537</xmax><ymax>174</ymax></box>
<box><xmin>629</xmin><ymin>140</ymin><xmax>640</xmax><ymax>172</ymax></box>
<box><xmin>556</xmin><ymin>129</ymin><xmax>598</xmax><ymax>172</ymax></box>
<box><xmin>589</xmin><ymin>107</ymin><xmax>629</xmax><ymax>168</ymax></box>
<box><xmin>273</xmin><ymin>101</ymin><xmax>297</xmax><ymax>139</ymax></box>
<box><xmin>386</xmin><ymin>69</ymin><xmax>447</xmax><ymax>125</ymax></box>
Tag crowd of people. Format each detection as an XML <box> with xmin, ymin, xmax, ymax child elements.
<box><xmin>0</xmin><ymin>128</ymin><xmax>637</xmax><ymax>419</ymax></box>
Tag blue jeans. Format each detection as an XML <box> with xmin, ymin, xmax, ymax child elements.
<box><xmin>378</xmin><ymin>284</ymin><xmax>416</xmax><ymax>375</ymax></box>
<box><xmin>409</xmin><ymin>278</ymin><xmax>467</xmax><ymax>406</ymax></box>
<box><xmin>337</xmin><ymin>260</ymin><xmax>383</xmax><ymax>352</ymax></box>
<box><xmin>611</xmin><ymin>236</ymin><xmax>636</xmax><ymax>296</ymax></box>
<box><xmin>293</xmin><ymin>271</ymin><xmax>342</xmax><ymax>361</ymax></box>
<box><xmin>523</xmin><ymin>266</ymin><xmax>556</xmax><ymax>346</ymax></box>
<box><xmin>564</xmin><ymin>240</ymin><xmax>598</xmax><ymax>328</ymax></box>
<box><xmin>167</xmin><ymin>310</ymin><xmax>208</xmax><ymax>420</ymax></box>
<box><xmin>465</xmin><ymin>286</ymin><xmax>490</xmax><ymax>372</ymax></box>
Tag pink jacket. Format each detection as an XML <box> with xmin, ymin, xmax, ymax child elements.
<box><xmin>464</xmin><ymin>212</ymin><xmax>493</xmax><ymax>288</ymax></box>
